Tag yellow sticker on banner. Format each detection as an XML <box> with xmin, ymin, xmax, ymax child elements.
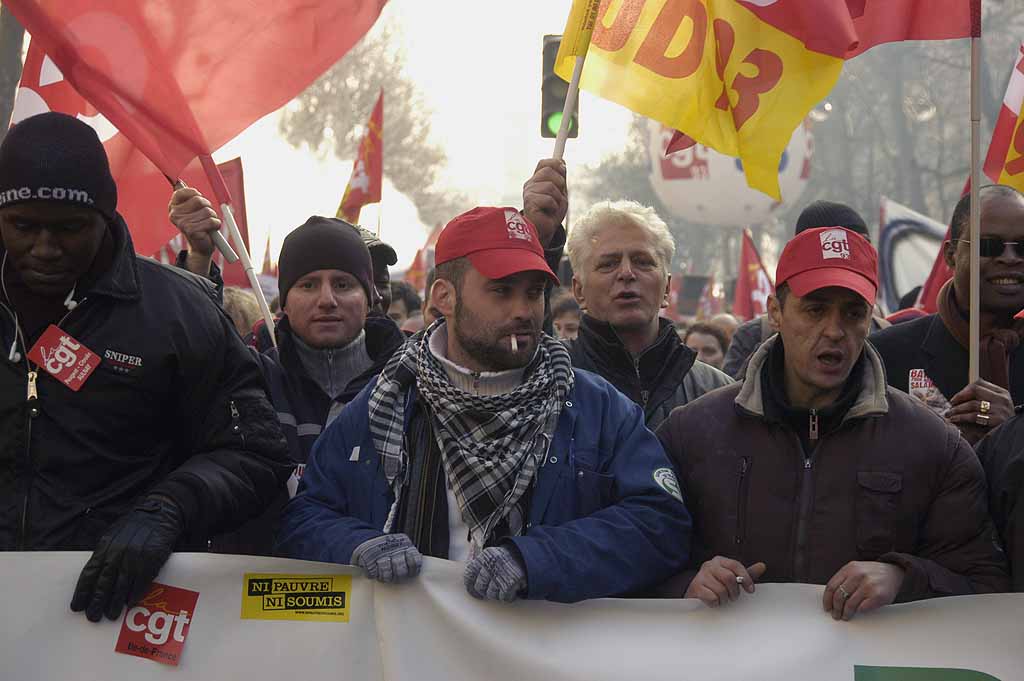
<box><xmin>240</xmin><ymin>574</ymin><xmax>351</xmax><ymax>622</ymax></box>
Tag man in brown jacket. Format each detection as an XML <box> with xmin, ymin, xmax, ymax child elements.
<box><xmin>658</xmin><ymin>226</ymin><xmax>1009</xmax><ymax>620</ymax></box>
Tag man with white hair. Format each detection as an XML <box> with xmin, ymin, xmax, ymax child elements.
<box><xmin>565</xmin><ymin>200</ymin><xmax>731</xmax><ymax>428</ymax></box>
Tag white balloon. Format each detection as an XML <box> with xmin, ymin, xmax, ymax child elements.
<box><xmin>647</xmin><ymin>119</ymin><xmax>813</xmax><ymax>227</ymax></box>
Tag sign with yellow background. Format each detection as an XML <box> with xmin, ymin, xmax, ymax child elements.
<box><xmin>240</xmin><ymin>573</ymin><xmax>351</xmax><ymax>622</ymax></box>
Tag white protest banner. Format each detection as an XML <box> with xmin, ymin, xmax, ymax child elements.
<box><xmin>1</xmin><ymin>552</ymin><xmax>1020</xmax><ymax>681</ymax></box>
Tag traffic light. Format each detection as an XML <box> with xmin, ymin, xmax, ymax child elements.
<box><xmin>541</xmin><ymin>35</ymin><xmax>578</xmax><ymax>139</ymax></box>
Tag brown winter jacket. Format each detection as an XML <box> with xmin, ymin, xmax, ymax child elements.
<box><xmin>656</xmin><ymin>336</ymin><xmax>1010</xmax><ymax>601</ymax></box>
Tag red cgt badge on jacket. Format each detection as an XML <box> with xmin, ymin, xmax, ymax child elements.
<box><xmin>26</xmin><ymin>325</ymin><xmax>99</xmax><ymax>391</ymax></box>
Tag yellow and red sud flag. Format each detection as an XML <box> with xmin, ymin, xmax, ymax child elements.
<box><xmin>337</xmin><ymin>91</ymin><xmax>383</xmax><ymax>224</ymax></box>
<box><xmin>558</xmin><ymin>1</ymin><xmax>978</xmax><ymax>199</ymax></box>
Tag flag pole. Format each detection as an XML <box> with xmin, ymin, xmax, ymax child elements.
<box><xmin>969</xmin><ymin>34</ymin><xmax>981</xmax><ymax>383</ymax></box>
<box><xmin>553</xmin><ymin>55</ymin><xmax>584</xmax><ymax>161</ymax></box>
<box><xmin>198</xmin><ymin>155</ymin><xmax>276</xmax><ymax>346</ymax></box>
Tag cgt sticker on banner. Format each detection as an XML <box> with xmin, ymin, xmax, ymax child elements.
<box><xmin>115</xmin><ymin>582</ymin><xmax>199</xmax><ymax>667</ymax></box>
<box><xmin>241</xmin><ymin>574</ymin><xmax>351</xmax><ymax>622</ymax></box>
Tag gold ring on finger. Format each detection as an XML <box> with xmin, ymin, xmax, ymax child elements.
<box><xmin>976</xmin><ymin>413</ymin><xmax>991</xmax><ymax>427</ymax></box>
<box><xmin>980</xmin><ymin>400</ymin><xmax>991</xmax><ymax>414</ymax></box>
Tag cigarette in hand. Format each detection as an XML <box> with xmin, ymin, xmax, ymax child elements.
<box><xmin>510</xmin><ymin>335</ymin><xmax>519</xmax><ymax>353</ymax></box>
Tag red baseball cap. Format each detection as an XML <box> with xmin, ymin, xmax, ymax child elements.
<box><xmin>435</xmin><ymin>207</ymin><xmax>558</xmax><ymax>284</ymax></box>
<box><xmin>775</xmin><ymin>227</ymin><xmax>878</xmax><ymax>303</ymax></box>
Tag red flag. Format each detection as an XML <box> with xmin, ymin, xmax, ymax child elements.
<box><xmin>733</xmin><ymin>230</ymin><xmax>774</xmax><ymax>321</ymax></box>
<box><xmin>916</xmin><ymin>226</ymin><xmax>953</xmax><ymax>313</ymax></box>
<box><xmin>739</xmin><ymin>0</ymin><xmax>980</xmax><ymax>58</ymax></box>
<box><xmin>337</xmin><ymin>92</ymin><xmax>384</xmax><ymax>224</ymax></box>
<box><xmin>403</xmin><ymin>223</ymin><xmax>443</xmax><ymax>295</ymax></box>
<box><xmin>261</xmin><ymin>235</ymin><xmax>278</xmax><ymax>279</ymax></box>
<box><xmin>6</xmin><ymin>0</ymin><xmax>384</xmax><ymax>234</ymax></box>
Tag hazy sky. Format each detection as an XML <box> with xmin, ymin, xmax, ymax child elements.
<box><xmin>214</xmin><ymin>0</ymin><xmax>633</xmax><ymax>270</ymax></box>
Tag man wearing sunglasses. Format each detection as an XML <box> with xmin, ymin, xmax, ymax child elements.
<box><xmin>871</xmin><ymin>185</ymin><xmax>1024</xmax><ymax>444</ymax></box>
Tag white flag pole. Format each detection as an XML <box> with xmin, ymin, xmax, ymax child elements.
<box><xmin>552</xmin><ymin>55</ymin><xmax>584</xmax><ymax>161</ymax></box>
<box><xmin>969</xmin><ymin>35</ymin><xmax>981</xmax><ymax>383</ymax></box>
<box><xmin>220</xmin><ymin>203</ymin><xmax>276</xmax><ymax>346</ymax></box>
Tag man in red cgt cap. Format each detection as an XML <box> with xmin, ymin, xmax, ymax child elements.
<box><xmin>277</xmin><ymin>206</ymin><xmax>692</xmax><ymax>603</ymax></box>
<box><xmin>656</xmin><ymin>226</ymin><xmax>1009</xmax><ymax>618</ymax></box>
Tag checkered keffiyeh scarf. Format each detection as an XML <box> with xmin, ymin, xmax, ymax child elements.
<box><xmin>369</xmin><ymin>319</ymin><xmax>574</xmax><ymax>552</ymax></box>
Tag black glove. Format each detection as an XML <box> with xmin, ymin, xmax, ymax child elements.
<box><xmin>70</xmin><ymin>496</ymin><xmax>185</xmax><ymax>622</ymax></box>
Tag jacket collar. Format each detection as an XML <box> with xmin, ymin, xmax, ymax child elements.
<box><xmin>85</xmin><ymin>213</ymin><xmax>141</xmax><ymax>301</ymax></box>
<box><xmin>735</xmin><ymin>335</ymin><xmax>889</xmax><ymax>421</ymax></box>
<box><xmin>577</xmin><ymin>314</ymin><xmax>695</xmax><ymax>377</ymax></box>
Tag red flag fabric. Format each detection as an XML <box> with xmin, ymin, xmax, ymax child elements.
<box><xmin>337</xmin><ymin>92</ymin><xmax>384</xmax><ymax>224</ymax></box>
<box><xmin>6</xmin><ymin>0</ymin><xmax>384</xmax><ymax>209</ymax></box>
<box><xmin>13</xmin><ymin>40</ymin><xmax>223</xmax><ymax>255</ymax></box>
<box><xmin>261</xmin><ymin>236</ymin><xmax>278</xmax><ymax>279</ymax></box>
<box><xmin>733</xmin><ymin>230</ymin><xmax>774</xmax><ymax>321</ymax></box>
<box><xmin>738</xmin><ymin>0</ymin><xmax>980</xmax><ymax>59</ymax></box>
<box><xmin>403</xmin><ymin>223</ymin><xmax>443</xmax><ymax>295</ymax></box>
<box><xmin>916</xmin><ymin>226</ymin><xmax>953</xmax><ymax>313</ymax></box>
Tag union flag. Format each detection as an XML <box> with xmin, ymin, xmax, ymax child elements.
<box><xmin>337</xmin><ymin>92</ymin><xmax>384</xmax><ymax>225</ymax></box>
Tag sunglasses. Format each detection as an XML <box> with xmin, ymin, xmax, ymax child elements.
<box><xmin>955</xmin><ymin>237</ymin><xmax>1024</xmax><ymax>258</ymax></box>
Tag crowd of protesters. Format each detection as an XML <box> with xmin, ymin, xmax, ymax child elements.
<box><xmin>1</xmin><ymin>112</ymin><xmax>1021</xmax><ymax>624</ymax></box>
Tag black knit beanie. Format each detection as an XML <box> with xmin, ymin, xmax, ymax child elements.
<box><xmin>795</xmin><ymin>200</ymin><xmax>871</xmax><ymax>243</ymax></box>
<box><xmin>278</xmin><ymin>216</ymin><xmax>374</xmax><ymax>307</ymax></box>
<box><xmin>0</xmin><ymin>112</ymin><xmax>117</xmax><ymax>221</ymax></box>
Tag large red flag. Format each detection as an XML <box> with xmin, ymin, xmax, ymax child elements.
<box><xmin>5</xmin><ymin>0</ymin><xmax>385</xmax><ymax>239</ymax></box>
<box><xmin>733</xmin><ymin>230</ymin><xmax>774</xmax><ymax>321</ymax></box>
<box><xmin>337</xmin><ymin>92</ymin><xmax>384</xmax><ymax>224</ymax></box>
<box><xmin>739</xmin><ymin>0</ymin><xmax>981</xmax><ymax>58</ymax></box>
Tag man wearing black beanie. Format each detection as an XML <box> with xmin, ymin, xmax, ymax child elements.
<box><xmin>0</xmin><ymin>112</ymin><xmax>292</xmax><ymax>622</ymax></box>
<box><xmin>723</xmin><ymin>200</ymin><xmax>888</xmax><ymax>379</ymax></box>
<box><xmin>168</xmin><ymin>208</ymin><xmax>407</xmax><ymax>555</ymax></box>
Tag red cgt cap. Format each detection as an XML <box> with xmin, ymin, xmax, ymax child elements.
<box><xmin>435</xmin><ymin>207</ymin><xmax>559</xmax><ymax>284</ymax></box>
<box><xmin>776</xmin><ymin>227</ymin><xmax>878</xmax><ymax>303</ymax></box>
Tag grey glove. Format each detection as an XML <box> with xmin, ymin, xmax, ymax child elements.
<box><xmin>351</xmin><ymin>534</ymin><xmax>423</xmax><ymax>583</ymax></box>
<box><xmin>464</xmin><ymin>546</ymin><xmax>527</xmax><ymax>602</ymax></box>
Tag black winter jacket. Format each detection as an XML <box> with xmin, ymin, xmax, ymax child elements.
<box><xmin>565</xmin><ymin>315</ymin><xmax>732</xmax><ymax>430</ymax></box>
<box><xmin>210</xmin><ymin>314</ymin><xmax>405</xmax><ymax>556</ymax></box>
<box><xmin>0</xmin><ymin>216</ymin><xmax>291</xmax><ymax>551</ymax></box>
<box><xmin>975</xmin><ymin>416</ymin><xmax>1024</xmax><ymax>591</ymax></box>
<box><xmin>870</xmin><ymin>313</ymin><xmax>1024</xmax><ymax>406</ymax></box>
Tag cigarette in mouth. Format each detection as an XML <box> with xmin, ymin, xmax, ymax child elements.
<box><xmin>510</xmin><ymin>335</ymin><xmax>519</xmax><ymax>353</ymax></box>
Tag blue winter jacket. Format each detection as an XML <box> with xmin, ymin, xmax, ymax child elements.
<box><xmin>276</xmin><ymin>368</ymin><xmax>692</xmax><ymax>603</ymax></box>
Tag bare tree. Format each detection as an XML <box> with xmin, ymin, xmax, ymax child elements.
<box><xmin>278</xmin><ymin>20</ymin><xmax>467</xmax><ymax>228</ymax></box>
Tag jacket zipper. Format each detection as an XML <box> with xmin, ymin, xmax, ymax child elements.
<box><xmin>19</xmin><ymin>371</ymin><xmax>36</xmax><ymax>549</ymax></box>
<box><xmin>632</xmin><ymin>357</ymin><xmax>649</xmax><ymax>407</ymax></box>
<box><xmin>734</xmin><ymin>456</ymin><xmax>750</xmax><ymax>545</ymax></box>
<box><xmin>11</xmin><ymin>298</ymin><xmax>88</xmax><ymax>549</ymax></box>
<box><xmin>792</xmin><ymin>432</ymin><xmax>815</xmax><ymax>582</ymax></box>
